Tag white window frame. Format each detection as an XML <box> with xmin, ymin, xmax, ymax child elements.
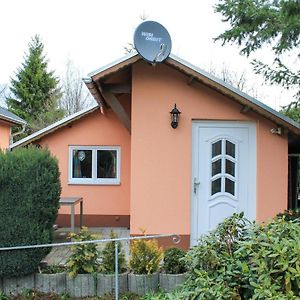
<box><xmin>68</xmin><ymin>146</ymin><xmax>120</xmax><ymax>185</ymax></box>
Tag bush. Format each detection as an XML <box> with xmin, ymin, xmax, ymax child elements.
<box><xmin>40</xmin><ymin>265</ymin><xmax>67</xmax><ymax>274</ymax></box>
<box><xmin>66</xmin><ymin>227</ymin><xmax>99</xmax><ymax>278</ymax></box>
<box><xmin>99</xmin><ymin>230</ymin><xmax>126</xmax><ymax>274</ymax></box>
<box><xmin>162</xmin><ymin>247</ymin><xmax>186</xmax><ymax>274</ymax></box>
<box><xmin>0</xmin><ymin>147</ymin><xmax>61</xmax><ymax>277</ymax></box>
<box><xmin>277</xmin><ymin>208</ymin><xmax>300</xmax><ymax>221</ymax></box>
<box><xmin>167</xmin><ymin>213</ymin><xmax>300</xmax><ymax>299</ymax></box>
<box><xmin>129</xmin><ymin>238</ymin><xmax>163</xmax><ymax>274</ymax></box>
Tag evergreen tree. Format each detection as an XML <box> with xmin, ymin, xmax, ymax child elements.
<box><xmin>6</xmin><ymin>35</ymin><xmax>64</xmax><ymax>137</ymax></box>
<box><xmin>215</xmin><ymin>0</ymin><xmax>300</xmax><ymax>109</ymax></box>
<box><xmin>281</xmin><ymin>106</ymin><xmax>300</xmax><ymax>123</ymax></box>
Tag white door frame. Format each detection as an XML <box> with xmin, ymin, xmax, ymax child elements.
<box><xmin>191</xmin><ymin>121</ymin><xmax>256</xmax><ymax>246</ymax></box>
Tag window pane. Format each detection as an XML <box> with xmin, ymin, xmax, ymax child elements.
<box><xmin>212</xmin><ymin>140</ymin><xmax>222</xmax><ymax>158</ymax></box>
<box><xmin>211</xmin><ymin>178</ymin><xmax>221</xmax><ymax>195</ymax></box>
<box><xmin>97</xmin><ymin>150</ymin><xmax>117</xmax><ymax>178</ymax></box>
<box><xmin>72</xmin><ymin>150</ymin><xmax>92</xmax><ymax>178</ymax></box>
<box><xmin>226</xmin><ymin>140</ymin><xmax>235</xmax><ymax>158</ymax></box>
<box><xmin>225</xmin><ymin>159</ymin><xmax>235</xmax><ymax>177</ymax></box>
<box><xmin>225</xmin><ymin>178</ymin><xmax>235</xmax><ymax>195</ymax></box>
<box><xmin>212</xmin><ymin>159</ymin><xmax>221</xmax><ymax>177</ymax></box>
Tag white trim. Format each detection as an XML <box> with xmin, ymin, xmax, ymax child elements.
<box><xmin>10</xmin><ymin>104</ymin><xmax>99</xmax><ymax>149</ymax></box>
<box><xmin>87</xmin><ymin>52</ymin><xmax>138</xmax><ymax>77</ymax></box>
<box><xmin>68</xmin><ymin>145</ymin><xmax>121</xmax><ymax>185</ymax></box>
<box><xmin>191</xmin><ymin>121</ymin><xmax>256</xmax><ymax>246</ymax></box>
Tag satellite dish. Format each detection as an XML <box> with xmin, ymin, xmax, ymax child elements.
<box><xmin>134</xmin><ymin>21</ymin><xmax>172</xmax><ymax>63</ymax></box>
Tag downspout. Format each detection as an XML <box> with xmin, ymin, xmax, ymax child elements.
<box><xmin>83</xmin><ymin>77</ymin><xmax>105</xmax><ymax>114</ymax></box>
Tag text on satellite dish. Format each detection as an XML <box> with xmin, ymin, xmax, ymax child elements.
<box><xmin>141</xmin><ymin>31</ymin><xmax>163</xmax><ymax>43</ymax></box>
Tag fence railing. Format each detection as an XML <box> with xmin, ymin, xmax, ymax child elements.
<box><xmin>0</xmin><ymin>233</ymin><xmax>181</xmax><ymax>299</ymax></box>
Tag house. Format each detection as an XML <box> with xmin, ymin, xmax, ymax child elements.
<box><xmin>0</xmin><ymin>107</ymin><xmax>26</xmax><ymax>150</ymax></box>
<box><xmin>11</xmin><ymin>52</ymin><xmax>300</xmax><ymax>248</ymax></box>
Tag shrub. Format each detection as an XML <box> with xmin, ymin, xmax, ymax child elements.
<box><xmin>99</xmin><ymin>230</ymin><xmax>126</xmax><ymax>274</ymax></box>
<box><xmin>163</xmin><ymin>247</ymin><xmax>187</xmax><ymax>274</ymax></box>
<box><xmin>0</xmin><ymin>147</ymin><xmax>61</xmax><ymax>277</ymax></box>
<box><xmin>167</xmin><ymin>213</ymin><xmax>300</xmax><ymax>299</ymax></box>
<box><xmin>40</xmin><ymin>265</ymin><xmax>67</xmax><ymax>274</ymax></box>
<box><xmin>66</xmin><ymin>226</ymin><xmax>99</xmax><ymax>278</ymax></box>
<box><xmin>277</xmin><ymin>208</ymin><xmax>300</xmax><ymax>221</ymax></box>
<box><xmin>129</xmin><ymin>238</ymin><xmax>163</xmax><ymax>274</ymax></box>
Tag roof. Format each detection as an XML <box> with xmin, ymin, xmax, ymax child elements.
<box><xmin>11</xmin><ymin>52</ymin><xmax>300</xmax><ymax>149</ymax></box>
<box><xmin>0</xmin><ymin>107</ymin><xmax>26</xmax><ymax>126</ymax></box>
<box><xmin>85</xmin><ymin>52</ymin><xmax>300</xmax><ymax>136</ymax></box>
<box><xmin>10</xmin><ymin>104</ymin><xmax>99</xmax><ymax>149</ymax></box>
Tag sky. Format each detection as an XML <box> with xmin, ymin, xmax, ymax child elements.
<box><xmin>0</xmin><ymin>0</ymin><xmax>295</xmax><ymax>110</ymax></box>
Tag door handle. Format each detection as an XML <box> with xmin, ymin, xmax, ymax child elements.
<box><xmin>194</xmin><ymin>177</ymin><xmax>200</xmax><ymax>193</ymax></box>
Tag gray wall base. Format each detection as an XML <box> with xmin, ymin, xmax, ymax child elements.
<box><xmin>128</xmin><ymin>273</ymin><xmax>159</xmax><ymax>295</ymax></box>
<box><xmin>66</xmin><ymin>274</ymin><xmax>95</xmax><ymax>298</ymax></box>
<box><xmin>159</xmin><ymin>273</ymin><xmax>186</xmax><ymax>292</ymax></box>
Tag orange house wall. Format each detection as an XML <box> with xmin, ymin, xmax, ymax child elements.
<box><xmin>38</xmin><ymin>110</ymin><xmax>131</xmax><ymax>226</ymax></box>
<box><xmin>0</xmin><ymin>121</ymin><xmax>11</xmax><ymax>150</ymax></box>
<box><xmin>130</xmin><ymin>61</ymin><xmax>288</xmax><ymax>237</ymax></box>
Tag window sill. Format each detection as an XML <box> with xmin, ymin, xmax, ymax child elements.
<box><xmin>68</xmin><ymin>180</ymin><xmax>121</xmax><ymax>186</ymax></box>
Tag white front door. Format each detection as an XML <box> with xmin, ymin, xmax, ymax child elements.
<box><xmin>191</xmin><ymin>121</ymin><xmax>256</xmax><ymax>246</ymax></box>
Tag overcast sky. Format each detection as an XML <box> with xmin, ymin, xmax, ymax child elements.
<box><xmin>0</xmin><ymin>0</ymin><xmax>294</xmax><ymax>109</ymax></box>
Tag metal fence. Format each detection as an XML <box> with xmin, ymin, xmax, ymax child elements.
<box><xmin>0</xmin><ymin>233</ymin><xmax>181</xmax><ymax>300</ymax></box>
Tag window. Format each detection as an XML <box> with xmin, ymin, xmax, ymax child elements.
<box><xmin>69</xmin><ymin>146</ymin><xmax>120</xmax><ymax>185</ymax></box>
<box><xmin>210</xmin><ymin>139</ymin><xmax>237</xmax><ymax>197</ymax></box>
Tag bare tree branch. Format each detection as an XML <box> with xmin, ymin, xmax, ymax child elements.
<box><xmin>205</xmin><ymin>62</ymin><xmax>263</xmax><ymax>99</ymax></box>
<box><xmin>0</xmin><ymin>84</ymin><xmax>8</xmax><ymax>107</ymax></box>
<box><xmin>59</xmin><ymin>59</ymin><xmax>95</xmax><ymax>116</ymax></box>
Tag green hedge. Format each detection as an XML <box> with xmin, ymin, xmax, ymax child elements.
<box><xmin>0</xmin><ymin>147</ymin><xmax>61</xmax><ymax>277</ymax></box>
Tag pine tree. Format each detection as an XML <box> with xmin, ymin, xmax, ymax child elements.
<box><xmin>6</xmin><ymin>35</ymin><xmax>64</xmax><ymax>137</ymax></box>
<box><xmin>215</xmin><ymin>0</ymin><xmax>300</xmax><ymax>108</ymax></box>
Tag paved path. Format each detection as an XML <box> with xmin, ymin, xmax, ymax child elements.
<box><xmin>42</xmin><ymin>227</ymin><xmax>130</xmax><ymax>266</ymax></box>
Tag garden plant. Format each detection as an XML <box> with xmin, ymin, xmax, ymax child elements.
<box><xmin>0</xmin><ymin>147</ymin><xmax>61</xmax><ymax>277</ymax></box>
<box><xmin>66</xmin><ymin>226</ymin><xmax>99</xmax><ymax>278</ymax></box>
<box><xmin>99</xmin><ymin>230</ymin><xmax>126</xmax><ymax>274</ymax></box>
<box><xmin>97</xmin><ymin>230</ymin><xmax>128</xmax><ymax>296</ymax></box>
<box><xmin>155</xmin><ymin>213</ymin><xmax>300</xmax><ymax>299</ymax></box>
<box><xmin>277</xmin><ymin>208</ymin><xmax>300</xmax><ymax>221</ymax></box>
<box><xmin>159</xmin><ymin>247</ymin><xmax>187</xmax><ymax>292</ymax></box>
<box><xmin>129</xmin><ymin>237</ymin><xmax>163</xmax><ymax>275</ymax></box>
<box><xmin>162</xmin><ymin>247</ymin><xmax>187</xmax><ymax>274</ymax></box>
<box><xmin>128</xmin><ymin>234</ymin><xmax>163</xmax><ymax>295</ymax></box>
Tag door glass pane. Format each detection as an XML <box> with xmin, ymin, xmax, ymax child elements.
<box><xmin>72</xmin><ymin>150</ymin><xmax>92</xmax><ymax>178</ymax></box>
<box><xmin>225</xmin><ymin>159</ymin><xmax>235</xmax><ymax>177</ymax></box>
<box><xmin>225</xmin><ymin>178</ymin><xmax>235</xmax><ymax>195</ymax></box>
<box><xmin>211</xmin><ymin>178</ymin><xmax>221</xmax><ymax>195</ymax></box>
<box><xmin>226</xmin><ymin>140</ymin><xmax>235</xmax><ymax>158</ymax></box>
<box><xmin>97</xmin><ymin>150</ymin><xmax>117</xmax><ymax>178</ymax></box>
<box><xmin>212</xmin><ymin>159</ymin><xmax>221</xmax><ymax>176</ymax></box>
<box><xmin>212</xmin><ymin>140</ymin><xmax>222</xmax><ymax>158</ymax></box>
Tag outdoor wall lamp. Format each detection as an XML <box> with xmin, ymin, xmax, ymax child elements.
<box><xmin>270</xmin><ymin>127</ymin><xmax>282</xmax><ymax>136</ymax></box>
<box><xmin>170</xmin><ymin>104</ymin><xmax>181</xmax><ymax>129</ymax></box>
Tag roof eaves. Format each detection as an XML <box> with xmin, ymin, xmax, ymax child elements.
<box><xmin>88</xmin><ymin>51</ymin><xmax>139</xmax><ymax>78</ymax></box>
<box><xmin>0</xmin><ymin>107</ymin><xmax>27</xmax><ymax>126</ymax></box>
<box><xmin>0</xmin><ymin>115</ymin><xmax>26</xmax><ymax>126</ymax></box>
<box><xmin>10</xmin><ymin>104</ymin><xmax>99</xmax><ymax>149</ymax></box>
<box><xmin>168</xmin><ymin>54</ymin><xmax>300</xmax><ymax>132</ymax></box>
<box><xmin>85</xmin><ymin>52</ymin><xmax>300</xmax><ymax>135</ymax></box>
